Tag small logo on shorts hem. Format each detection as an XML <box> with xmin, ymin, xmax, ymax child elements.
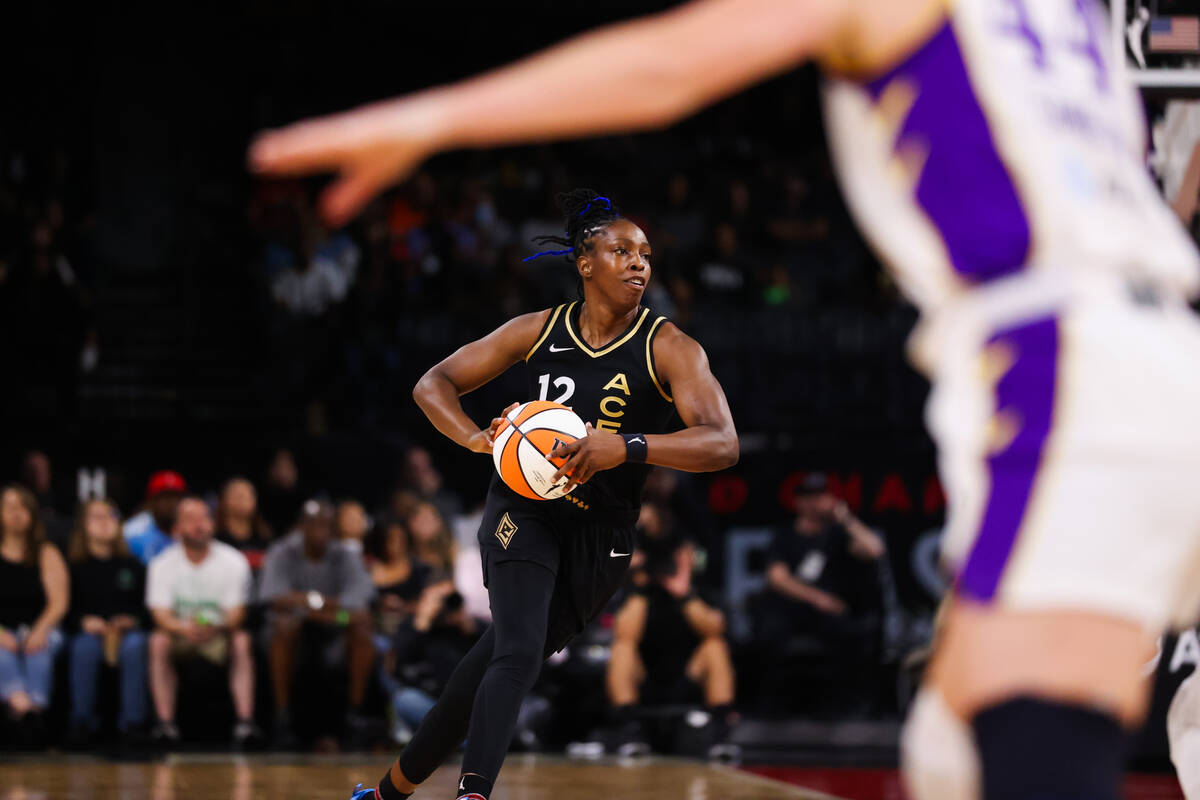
<box><xmin>495</xmin><ymin>512</ymin><xmax>518</xmax><ymax>549</ymax></box>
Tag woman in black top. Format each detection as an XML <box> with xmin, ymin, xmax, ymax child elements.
<box><xmin>65</xmin><ymin>498</ymin><xmax>149</xmax><ymax>741</ymax></box>
<box><xmin>214</xmin><ymin>477</ymin><xmax>274</xmax><ymax>573</ymax></box>
<box><xmin>371</xmin><ymin>517</ymin><xmax>431</xmax><ymax>676</ymax></box>
<box><xmin>0</xmin><ymin>484</ymin><xmax>69</xmax><ymax>732</ymax></box>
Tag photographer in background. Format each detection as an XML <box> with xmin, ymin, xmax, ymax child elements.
<box><xmin>387</xmin><ymin>574</ymin><xmax>482</xmax><ymax>744</ymax></box>
<box><xmin>761</xmin><ymin>473</ymin><xmax>885</xmax><ymax>637</ymax></box>
<box><xmin>758</xmin><ymin>474</ymin><xmax>886</xmax><ymax>713</ymax></box>
<box><xmin>600</xmin><ymin>503</ymin><xmax>736</xmax><ymax>758</ymax></box>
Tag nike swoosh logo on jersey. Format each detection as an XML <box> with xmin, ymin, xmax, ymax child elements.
<box><xmin>610</xmin><ymin>549</ymin><xmax>631</xmax><ymax>558</ymax></box>
<box><xmin>548</xmin><ymin>343</ymin><xmax>574</xmax><ymax>352</ymax></box>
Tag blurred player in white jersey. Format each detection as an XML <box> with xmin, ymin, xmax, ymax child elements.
<box><xmin>249</xmin><ymin>1</ymin><xmax>1200</xmax><ymax>797</ymax></box>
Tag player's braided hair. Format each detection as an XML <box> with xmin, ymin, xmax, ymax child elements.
<box><xmin>524</xmin><ymin>188</ymin><xmax>623</xmax><ymax>262</ymax></box>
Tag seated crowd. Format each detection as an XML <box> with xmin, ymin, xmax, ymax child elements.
<box><xmin>0</xmin><ymin>448</ymin><xmax>888</xmax><ymax>755</ymax></box>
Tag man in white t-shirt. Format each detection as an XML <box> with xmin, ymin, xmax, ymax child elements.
<box><xmin>146</xmin><ymin>495</ymin><xmax>262</xmax><ymax>748</ymax></box>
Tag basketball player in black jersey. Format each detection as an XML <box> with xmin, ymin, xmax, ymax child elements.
<box><xmin>352</xmin><ymin>189</ymin><xmax>737</xmax><ymax>800</ymax></box>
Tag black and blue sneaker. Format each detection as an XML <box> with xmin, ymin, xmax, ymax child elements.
<box><xmin>349</xmin><ymin>783</ymin><xmax>377</xmax><ymax>800</ymax></box>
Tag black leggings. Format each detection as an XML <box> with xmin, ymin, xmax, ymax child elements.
<box><xmin>398</xmin><ymin>558</ymin><xmax>555</xmax><ymax>787</ymax></box>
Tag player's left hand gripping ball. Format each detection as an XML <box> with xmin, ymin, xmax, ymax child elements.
<box><xmin>550</xmin><ymin>422</ymin><xmax>626</xmax><ymax>492</ymax></box>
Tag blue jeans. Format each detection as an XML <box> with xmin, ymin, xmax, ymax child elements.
<box><xmin>68</xmin><ymin>631</ymin><xmax>149</xmax><ymax>732</ymax></box>
<box><xmin>0</xmin><ymin>628</ymin><xmax>64</xmax><ymax>709</ymax></box>
<box><xmin>392</xmin><ymin>686</ymin><xmax>437</xmax><ymax>728</ymax></box>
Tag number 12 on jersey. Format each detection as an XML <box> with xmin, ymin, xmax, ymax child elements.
<box><xmin>537</xmin><ymin>373</ymin><xmax>575</xmax><ymax>404</ymax></box>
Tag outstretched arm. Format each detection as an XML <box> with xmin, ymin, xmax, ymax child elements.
<box><xmin>413</xmin><ymin>310</ymin><xmax>550</xmax><ymax>452</ymax></box>
<box><xmin>552</xmin><ymin>323</ymin><xmax>737</xmax><ymax>489</ymax></box>
<box><xmin>249</xmin><ymin>0</ymin><xmax>849</xmax><ymax>224</ymax></box>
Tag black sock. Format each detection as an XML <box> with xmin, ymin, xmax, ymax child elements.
<box><xmin>377</xmin><ymin>771</ymin><xmax>411</xmax><ymax>800</ymax></box>
<box><xmin>973</xmin><ymin>696</ymin><xmax>1127</xmax><ymax>800</ymax></box>
<box><xmin>610</xmin><ymin>704</ymin><xmax>637</xmax><ymax>725</ymax></box>
<box><xmin>456</xmin><ymin>772</ymin><xmax>493</xmax><ymax>800</ymax></box>
<box><xmin>708</xmin><ymin>703</ymin><xmax>733</xmax><ymax>723</ymax></box>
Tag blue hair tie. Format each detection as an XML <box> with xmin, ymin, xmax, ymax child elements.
<box><xmin>577</xmin><ymin>196</ymin><xmax>612</xmax><ymax>217</ymax></box>
<box><xmin>522</xmin><ymin>248</ymin><xmax>574</xmax><ymax>263</ymax></box>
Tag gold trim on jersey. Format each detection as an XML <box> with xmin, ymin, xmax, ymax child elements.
<box><xmin>524</xmin><ymin>304</ymin><xmax>566</xmax><ymax>362</ymax></box>
<box><xmin>563</xmin><ymin>301</ymin><xmax>650</xmax><ymax>358</ymax></box>
<box><xmin>645</xmin><ymin>316</ymin><xmax>673</xmax><ymax>403</ymax></box>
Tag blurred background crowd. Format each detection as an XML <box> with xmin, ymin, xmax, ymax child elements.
<box><xmin>7</xmin><ymin>0</ymin><xmax>1196</xmax><ymax>768</ymax></box>
<box><xmin>0</xmin><ymin>452</ymin><xmax>905</xmax><ymax>759</ymax></box>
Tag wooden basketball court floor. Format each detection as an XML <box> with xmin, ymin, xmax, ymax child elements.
<box><xmin>0</xmin><ymin>754</ymin><xmax>843</xmax><ymax>800</ymax></box>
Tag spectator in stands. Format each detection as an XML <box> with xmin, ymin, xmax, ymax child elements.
<box><xmin>123</xmin><ymin>470</ymin><xmax>187</xmax><ymax>565</ymax></box>
<box><xmin>12</xmin><ymin>218</ymin><xmax>85</xmax><ymax>414</ymax></box>
<box><xmin>696</xmin><ymin>222</ymin><xmax>758</xmax><ymax>304</ymax></box>
<box><xmin>369</xmin><ymin>515</ymin><xmax>433</xmax><ymax>742</ymax></box>
<box><xmin>0</xmin><ymin>485</ymin><xmax>68</xmax><ymax>743</ymax></box>
<box><xmin>260</xmin><ymin>499</ymin><xmax>376</xmax><ymax>748</ymax></box>
<box><xmin>371</xmin><ymin>515</ymin><xmax>429</xmax><ymax>642</ymax></box>
<box><xmin>335</xmin><ymin>499</ymin><xmax>370</xmax><ymax>555</ymax></box>
<box><xmin>19</xmin><ymin>449</ymin><xmax>68</xmax><ymax>549</ymax></box>
<box><xmin>65</xmin><ymin>498</ymin><xmax>148</xmax><ymax>745</ymax></box>
<box><xmin>260</xmin><ymin>448</ymin><xmax>303</xmax><ymax>537</ymax></box>
<box><xmin>657</xmin><ymin>173</ymin><xmax>705</xmax><ymax>267</ymax></box>
<box><xmin>270</xmin><ymin>222</ymin><xmax>357</xmax><ymax>318</ymax></box>
<box><xmin>604</xmin><ymin>512</ymin><xmax>735</xmax><ymax>757</ymax></box>
<box><xmin>398</xmin><ymin>446</ymin><xmax>462</xmax><ymax>523</ymax></box>
<box><xmin>404</xmin><ymin>500</ymin><xmax>456</xmax><ymax>580</ymax></box>
<box><xmin>146</xmin><ymin>495</ymin><xmax>260</xmax><ymax>747</ymax></box>
<box><xmin>760</xmin><ymin>473</ymin><xmax>885</xmax><ymax>653</ymax></box>
<box><xmin>215</xmin><ymin>477</ymin><xmax>273</xmax><ymax>574</ymax></box>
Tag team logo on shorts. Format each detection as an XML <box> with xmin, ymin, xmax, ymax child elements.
<box><xmin>495</xmin><ymin>512</ymin><xmax>518</xmax><ymax>549</ymax></box>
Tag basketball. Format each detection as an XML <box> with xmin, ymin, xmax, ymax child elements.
<box><xmin>492</xmin><ymin>400</ymin><xmax>588</xmax><ymax>500</ymax></box>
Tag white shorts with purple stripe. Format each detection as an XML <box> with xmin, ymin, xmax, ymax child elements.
<box><xmin>929</xmin><ymin>284</ymin><xmax>1200</xmax><ymax>632</ymax></box>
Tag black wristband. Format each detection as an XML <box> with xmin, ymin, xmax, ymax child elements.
<box><xmin>622</xmin><ymin>433</ymin><xmax>648</xmax><ymax>464</ymax></box>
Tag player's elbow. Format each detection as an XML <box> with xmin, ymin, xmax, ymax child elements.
<box><xmin>412</xmin><ymin>368</ymin><xmax>439</xmax><ymax>408</ymax></box>
<box><xmin>714</xmin><ymin>432</ymin><xmax>739</xmax><ymax>469</ymax></box>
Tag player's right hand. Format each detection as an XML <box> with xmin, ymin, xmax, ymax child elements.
<box><xmin>247</xmin><ymin>99</ymin><xmax>435</xmax><ymax>227</ymax></box>
<box><xmin>469</xmin><ymin>402</ymin><xmax>520</xmax><ymax>454</ymax></box>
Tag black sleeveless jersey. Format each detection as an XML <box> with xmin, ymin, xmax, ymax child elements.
<box><xmin>507</xmin><ymin>300</ymin><xmax>677</xmax><ymax>521</ymax></box>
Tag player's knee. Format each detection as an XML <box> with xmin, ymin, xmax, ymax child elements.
<box><xmin>900</xmin><ymin>688</ymin><xmax>980</xmax><ymax>800</ymax></box>
<box><xmin>972</xmin><ymin>696</ymin><xmax>1125</xmax><ymax>800</ymax></box>
<box><xmin>493</xmin><ymin>635</ymin><xmax>544</xmax><ymax>684</ymax></box>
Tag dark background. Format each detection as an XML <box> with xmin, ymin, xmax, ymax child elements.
<box><xmin>1</xmin><ymin>1</ymin><xmax>936</xmax><ymax>602</ymax></box>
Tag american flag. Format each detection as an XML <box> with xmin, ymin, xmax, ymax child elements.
<box><xmin>1150</xmin><ymin>16</ymin><xmax>1200</xmax><ymax>52</ymax></box>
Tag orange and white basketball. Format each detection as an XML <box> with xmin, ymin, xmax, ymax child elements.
<box><xmin>491</xmin><ymin>400</ymin><xmax>587</xmax><ymax>500</ymax></box>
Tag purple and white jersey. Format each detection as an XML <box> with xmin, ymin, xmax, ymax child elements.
<box><xmin>823</xmin><ymin>0</ymin><xmax>1199</xmax><ymax>363</ymax></box>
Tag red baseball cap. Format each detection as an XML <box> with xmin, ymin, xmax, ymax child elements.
<box><xmin>146</xmin><ymin>470</ymin><xmax>187</xmax><ymax>498</ymax></box>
